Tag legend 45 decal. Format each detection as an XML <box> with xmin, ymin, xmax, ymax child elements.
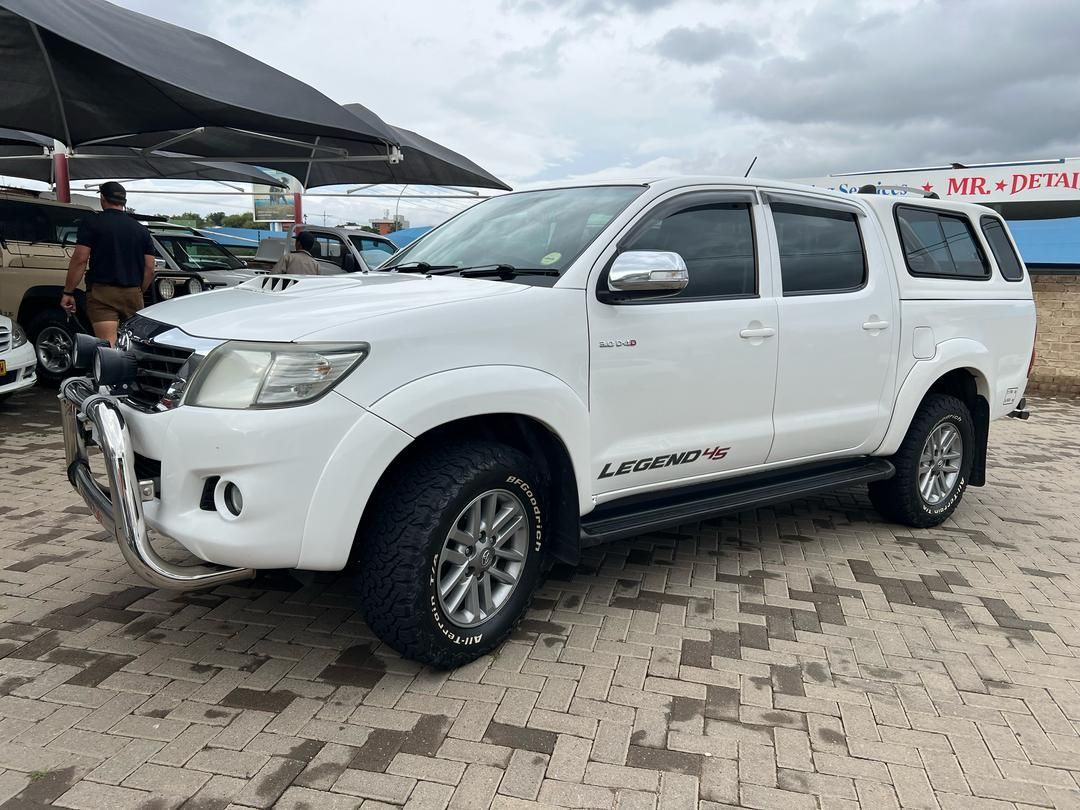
<box><xmin>598</xmin><ymin>445</ymin><xmax>730</xmax><ymax>479</ymax></box>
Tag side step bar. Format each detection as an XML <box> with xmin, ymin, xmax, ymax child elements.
<box><xmin>580</xmin><ymin>457</ymin><xmax>895</xmax><ymax>545</ymax></box>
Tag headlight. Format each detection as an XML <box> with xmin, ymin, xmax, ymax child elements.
<box><xmin>11</xmin><ymin>321</ymin><xmax>27</xmax><ymax>349</ymax></box>
<box><xmin>157</xmin><ymin>278</ymin><xmax>176</xmax><ymax>299</ymax></box>
<box><xmin>188</xmin><ymin>278</ymin><xmax>203</xmax><ymax>294</ymax></box>
<box><xmin>187</xmin><ymin>342</ymin><xmax>369</xmax><ymax>409</ymax></box>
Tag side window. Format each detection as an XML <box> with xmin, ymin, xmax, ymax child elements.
<box><xmin>980</xmin><ymin>216</ymin><xmax>1025</xmax><ymax>281</ymax></box>
<box><xmin>771</xmin><ymin>203</ymin><xmax>866</xmax><ymax>295</ymax></box>
<box><xmin>0</xmin><ymin>200</ymin><xmax>50</xmax><ymax>243</ymax></box>
<box><xmin>312</xmin><ymin>234</ymin><xmax>345</xmax><ymax>266</ymax></box>
<box><xmin>620</xmin><ymin>202</ymin><xmax>756</xmax><ymax>299</ymax></box>
<box><xmin>896</xmin><ymin>206</ymin><xmax>990</xmax><ymax>279</ymax></box>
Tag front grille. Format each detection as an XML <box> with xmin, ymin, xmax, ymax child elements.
<box><xmin>127</xmin><ymin>338</ymin><xmax>194</xmax><ymax>410</ymax></box>
<box><xmin>0</xmin><ymin>326</ymin><xmax>10</xmax><ymax>352</ymax></box>
<box><xmin>0</xmin><ymin>370</ymin><xmax>16</xmax><ymax>386</ymax></box>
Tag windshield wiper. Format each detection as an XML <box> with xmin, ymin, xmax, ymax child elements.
<box><xmin>383</xmin><ymin>261</ymin><xmax>458</xmax><ymax>273</ymax></box>
<box><xmin>455</xmin><ymin>264</ymin><xmax>561</xmax><ymax>279</ymax></box>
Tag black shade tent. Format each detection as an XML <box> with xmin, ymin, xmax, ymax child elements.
<box><xmin>0</xmin><ymin>0</ymin><xmax>508</xmax><ymax>201</ymax></box>
<box><xmin>0</xmin><ymin>0</ymin><xmax>399</xmax><ymax>163</ymax></box>
<box><xmin>57</xmin><ymin>111</ymin><xmax>512</xmax><ymax>192</ymax></box>
<box><xmin>0</xmin><ymin>129</ymin><xmax>288</xmax><ymax>187</ymax></box>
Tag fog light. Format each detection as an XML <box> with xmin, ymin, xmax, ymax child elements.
<box><xmin>92</xmin><ymin>347</ymin><xmax>138</xmax><ymax>387</ymax></box>
<box><xmin>213</xmin><ymin>479</ymin><xmax>244</xmax><ymax>518</ymax></box>
<box><xmin>157</xmin><ymin>278</ymin><xmax>176</xmax><ymax>299</ymax></box>
<box><xmin>188</xmin><ymin>278</ymin><xmax>203</xmax><ymax>294</ymax></box>
<box><xmin>73</xmin><ymin>334</ymin><xmax>109</xmax><ymax>371</ymax></box>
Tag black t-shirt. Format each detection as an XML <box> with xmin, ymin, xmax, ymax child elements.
<box><xmin>76</xmin><ymin>209</ymin><xmax>155</xmax><ymax>287</ymax></box>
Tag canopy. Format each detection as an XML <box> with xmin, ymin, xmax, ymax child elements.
<box><xmin>83</xmin><ymin>108</ymin><xmax>511</xmax><ymax>191</ymax></box>
<box><xmin>0</xmin><ymin>0</ymin><xmax>398</xmax><ymax>150</ymax></box>
<box><xmin>0</xmin><ymin>129</ymin><xmax>287</xmax><ymax>187</ymax></box>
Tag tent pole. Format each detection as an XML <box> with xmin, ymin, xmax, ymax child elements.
<box><xmin>53</xmin><ymin>152</ymin><xmax>70</xmax><ymax>203</ymax></box>
<box><xmin>293</xmin><ymin>193</ymin><xmax>304</xmax><ymax>226</ymax></box>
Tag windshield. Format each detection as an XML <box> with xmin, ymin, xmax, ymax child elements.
<box><xmin>155</xmin><ymin>236</ymin><xmax>245</xmax><ymax>271</ymax></box>
<box><xmin>348</xmin><ymin>235</ymin><xmax>396</xmax><ymax>269</ymax></box>
<box><xmin>381</xmin><ymin>186</ymin><xmax>644</xmax><ymax>275</ymax></box>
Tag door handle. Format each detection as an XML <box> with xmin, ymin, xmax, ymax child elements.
<box><xmin>862</xmin><ymin>320</ymin><xmax>890</xmax><ymax>331</ymax></box>
<box><xmin>739</xmin><ymin>326</ymin><xmax>776</xmax><ymax>339</ymax></box>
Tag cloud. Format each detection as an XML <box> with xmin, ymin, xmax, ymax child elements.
<box><xmin>73</xmin><ymin>0</ymin><xmax>1080</xmax><ymax>227</ymax></box>
<box><xmin>655</xmin><ymin>24</ymin><xmax>758</xmax><ymax>63</ymax></box>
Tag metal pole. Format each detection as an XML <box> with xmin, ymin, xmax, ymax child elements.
<box><xmin>53</xmin><ymin>152</ymin><xmax>71</xmax><ymax>203</ymax></box>
<box><xmin>293</xmin><ymin>192</ymin><xmax>303</xmax><ymax>226</ymax></box>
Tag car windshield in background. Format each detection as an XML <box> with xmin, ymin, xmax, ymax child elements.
<box><xmin>348</xmin><ymin>235</ymin><xmax>396</xmax><ymax>268</ymax></box>
<box><xmin>380</xmin><ymin>185</ymin><xmax>645</xmax><ymax>277</ymax></box>
<box><xmin>156</xmin><ymin>236</ymin><xmax>245</xmax><ymax>271</ymax></box>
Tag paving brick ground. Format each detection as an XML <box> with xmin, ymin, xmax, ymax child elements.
<box><xmin>0</xmin><ymin>385</ymin><xmax>1078</xmax><ymax>809</ymax></box>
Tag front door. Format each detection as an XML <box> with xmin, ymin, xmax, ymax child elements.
<box><xmin>763</xmin><ymin>195</ymin><xmax>899</xmax><ymax>462</ymax></box>
<box><xmin>588</xmin><ymin>190</ymin><xmax>779</xmax><ymax>498</ymax></box>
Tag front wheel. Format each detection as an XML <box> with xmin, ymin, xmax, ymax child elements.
<box><xmin>355</xmin><ymin>441</ymin><xmax>549</xmax><ymax>668</ymax></box>
<box><xmin>869</xmin><ymin>393</ymin><xmax>974</xmax><ymax>528</ymax></box>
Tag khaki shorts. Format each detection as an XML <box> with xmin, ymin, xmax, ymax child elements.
<box><xmin>86</xmin><ymin>285</ymin><xmax>144</xmax><ymax>324</ymax></box>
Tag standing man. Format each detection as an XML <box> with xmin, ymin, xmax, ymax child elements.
<box><xmin>61</xmin><ymin>181</ymin><xmax>154</xmax><ymax>346</ymax></box>
<box><xmin>272</xmin><ymin>229</ymin><xmax>321</xmax><ymax>274</ymax></box>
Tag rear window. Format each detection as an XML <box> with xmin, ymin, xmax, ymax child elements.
<box><xmin>0</xmin><ymin>199</ymin><xmax>85</xmax><ymax>244</ymax></box>
<box><xmin>895</xmin><ymin>206</ymin><xmax>990</xmax><ymax>279</ymax></box>
<box><xmin>771</xmin><ymin>202</ymin><xmax>866</xmax><ymax>295</ymax></box>
<box><xmin>980</xmin><ymin>216</ymin><xmax>1025</xmax><ymax>282</ymax></box>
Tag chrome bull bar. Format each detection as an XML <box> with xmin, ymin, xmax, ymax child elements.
<box><xmin>59</xmin><ymin>377</ymin><xmax>254</xmax><ymax>590</ymax></box>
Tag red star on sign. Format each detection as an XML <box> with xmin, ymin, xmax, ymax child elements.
<box><xmin>995</xmin><ymin>180</ymin><xmax>1007</xmax><ymax>191</ymax></box>
<box><xmin>921</xmin><ymin>182</ymin><xmax>933</xmax><ymax>192</ymax></box>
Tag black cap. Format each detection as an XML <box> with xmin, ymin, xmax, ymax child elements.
<box><xmin>99</xmin><ymin>181</ymin><xmax>127</xmax><ymax>205</ymax></box>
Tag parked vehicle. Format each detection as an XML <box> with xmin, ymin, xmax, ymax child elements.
<box><xmin>58</xmin><ymin>177</ymin><xmax>1036</xmax><ymax>667</ymax></box>
<box><xmin>245</xmin><ymin>226</ymin><xmax>397</xmax><ymax>274</ymax></box>
<box><xmin>0</xmin><ymin>314</ymin><xmax>36</xmax><ymax>402</ymax></box>
<box><xmin>0</xmin><ymin>190</ymin><xmax>257</xmax><ymax>382</ymax></box>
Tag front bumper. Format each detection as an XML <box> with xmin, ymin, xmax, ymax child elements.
<box><xmin>59</xmin><ymin>377</ymin><xmax>254</xmax><ymax>590</ymax></box>
<box><xmin>0</xmin><ymin>342</ymin><xmax>37</xmax><ymax>394</ymax></box>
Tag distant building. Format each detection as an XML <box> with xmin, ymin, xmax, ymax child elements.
<box><xmin>370</xmin><ymin>212</ymin><xmax>409</xmax><ymax>235</ymax></box>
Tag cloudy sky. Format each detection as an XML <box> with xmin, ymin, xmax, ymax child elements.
<box><xmin>23</xmin><ymin>0</ymin><xmax>1080</xmax><ymax>227</ymax></box>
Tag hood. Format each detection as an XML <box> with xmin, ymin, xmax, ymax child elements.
<box><xmin>140</xmin><ymin>272</ymin><xmax>525</xmax><ymax>341</ymax></box>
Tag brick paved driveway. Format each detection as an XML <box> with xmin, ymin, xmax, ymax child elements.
<box><xmin>0</xmin><ymin>386</ymin><xmax>1078</xmax><ymax>810</ymax></box>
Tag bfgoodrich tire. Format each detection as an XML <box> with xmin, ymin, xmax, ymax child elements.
<box><xmin>869</xmin><ymin>393</ymin><xmax>974</xmax><ymax>528</ymax></box>
<box><xmin>355</xmin><ymin>441</ymin><xmax>548</xmax><ymax>668</ymax></box>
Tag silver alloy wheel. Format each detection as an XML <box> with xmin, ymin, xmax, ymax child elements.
<box><xmin>918</xmin><ymin>422</ymin><xmax>963</xmax><ymax>506</ymax></box>
<box><xmin>36</xmin><ymin>325</ymin><xmax>74</xmax><ymax>374</ymax></box>
<box><xmin>436</xmin><ymin>488</ymin><xmax>530</xmax><ymax>629</ymax></box>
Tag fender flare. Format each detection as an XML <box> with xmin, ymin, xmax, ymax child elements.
<box><xmin>368</xmin><ymin>365</ymin><xmax>593</xmax><ymax>514</ymax></box>
<box><xmin>875</xmin><ymin>338</ymin><xmax>992</xmax><ymax>457</ymax></box>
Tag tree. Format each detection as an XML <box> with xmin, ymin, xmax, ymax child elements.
<box><xmin>220</xmin><ymin>213</ymin><xmax>256</xmax><ymax>229</ymax></box>
<box><xmin>169</xmin><ymin>211</ymin><xmax>205</xmax><ymax>227</ymax></box>
<box><xmin>206</xmin><ymin>211</ymin><xmax>227</xmax><ymax>226</ymax></box>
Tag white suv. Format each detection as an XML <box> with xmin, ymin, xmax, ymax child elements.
<box><xmin>57</xmin><ymin>177</ymin><xmax>1036</xmax><ymax>667</ymax></box>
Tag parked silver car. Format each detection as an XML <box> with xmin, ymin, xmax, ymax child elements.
<box><xmin>246</xmin><ymin>226</ymin><xmax>398</xmax><ymax>274</ymax></box>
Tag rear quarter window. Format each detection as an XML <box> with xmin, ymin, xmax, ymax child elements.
<box><xmin>895</xmin><ymin>205</ymin><xmax>990</xmax><ymax>279</ymax></box>
<box><xmin>980</xmin><ymin>216</ymin><xmax>1025</xmax><ymax>281</ymax></box>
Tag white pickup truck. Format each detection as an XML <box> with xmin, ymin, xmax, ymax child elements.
<box><xmin>59</xmin><ymin>177</ymin><xmax>1036</xmax><ymax>667</ymax></box>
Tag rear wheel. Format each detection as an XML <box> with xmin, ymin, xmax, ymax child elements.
<box><xmin>869</xmin><ymin>393</ymin><xmax>974</xmax><ymax>527</ymax></box>
<box><xmin>28</xmin><ymin>309</ymin><xmax>82</xmax><ymax>385</ymax></box>
<box><xmin>356</xmin><ymin>440</ymin><xmax>549</xmax><ymax>668</ymax></box>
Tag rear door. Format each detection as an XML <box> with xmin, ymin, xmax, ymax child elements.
<box><xmin>763</xmin><ymin>193</ymin><xmax>899</xmax><ymax>462</ymax></box>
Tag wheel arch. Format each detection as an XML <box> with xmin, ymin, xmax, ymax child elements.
<box><xmin>351</xmin><ymin>366</ymin><xmax>591</xmax><ymax>567</ymax></box>
<box><xmin>876</xmin><ymin>340</ymin><xmax>992</xmax><ymax>485</ymax></box>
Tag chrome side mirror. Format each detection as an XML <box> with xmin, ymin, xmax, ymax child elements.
<box><xmin>607</xmin><ymin>250</ymin><xmax>688</xmax><ymax>295</ymax></box>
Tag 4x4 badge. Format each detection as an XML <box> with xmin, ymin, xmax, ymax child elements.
<box><xmin>598</xmin><ymin>338</ymin><xmax>636</xmax><ymax>348</ymax></box>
